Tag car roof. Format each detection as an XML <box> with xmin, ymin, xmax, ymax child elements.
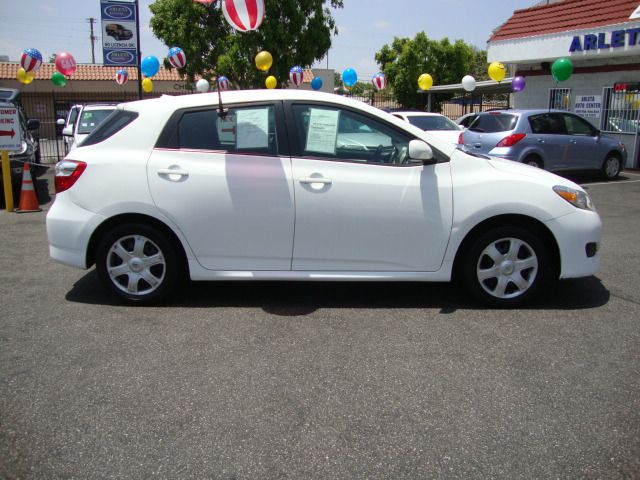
<box><xmin>81</xmin><ymin>103</ymin><xmax>119</xmax><ymax>110</ymax></box>
<box><xmin>475</xmin><ymin>109</ymin><xmax>566</xmax><ymax>116</ymax></box>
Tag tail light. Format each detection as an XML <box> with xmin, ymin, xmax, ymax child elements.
<box><xmin>458</xmin><ymin>132</ymin><xmax>464</xmax><ymax>145</ymax></box>
<box><xmin>55</xmin><ymin>160</ymin><xmax>86</xmax><ymax>193</ymax></box>
<box><xmin>496</xmin><ymin>133</ymin><xmax>526</xmax><ymax>147</ymax></box>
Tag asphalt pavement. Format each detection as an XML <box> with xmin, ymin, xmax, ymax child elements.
<box><xmin>0</xmin><ymin>167</ymin><xmax>639</xmax><ymax>479</ymax></box>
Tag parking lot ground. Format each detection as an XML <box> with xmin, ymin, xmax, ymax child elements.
<box><xmin>0</xmin><ymin>168</ymin><xmax>639</xmax><ymax>479</ymax></box>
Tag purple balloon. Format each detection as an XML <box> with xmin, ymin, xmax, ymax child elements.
<box><xmin>512</xmin><ymin>76</ymin><xmax>526</xmax><ymax>93</ymax></box>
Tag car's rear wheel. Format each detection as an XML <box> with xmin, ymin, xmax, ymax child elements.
<box><xmin>462</xmin><ymin>226</ymin><xmax>552</xmax><ymax>307</ymax></box>
<box><xmin>96</xmin><ymin>223</ymin><xmax>180</xmax><ymax>305</ymax></box>
<box><xmin>523</xmin><ymin>155</ymin><xmax>543</xmax><ymax>168</ymax></box>
<box><xmin>602</xmin><ymin>153</ymin><xmax>621</xmax><ymax>180</ymax></box>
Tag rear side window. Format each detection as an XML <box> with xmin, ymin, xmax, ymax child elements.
<box><xmin>529</xmin><ymin>113</ymin><xmax>567</xmax><ymax>135</ymax></box>
<box><xmin>469</xmin><ymin>113</ymin><xmax>517</xmax><ymax>133</ymax></box>
<box><xmin>81</xmin><ymin>110</ymin><xmax>138</xmax><ymax>147</ymax></box>
<box><xmin>177</xmin><ymin>105</ymin><xmax>278</xmax><ymax>155</ymax></box>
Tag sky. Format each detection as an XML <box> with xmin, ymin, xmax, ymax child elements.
<box><xmin>0</xmin><ymin>0</ymin><xmax>536</xmax><ymax>80</ymax></box>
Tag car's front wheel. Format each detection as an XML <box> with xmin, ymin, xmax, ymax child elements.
<box><xmin>462</xmin><ymin>226</ymin><xmax>552</xmax><ymax>307</ymax></box>
<box><xmin>602</xmin><ymin>153</ymin><xmax>621</xmax><ymax>180</ymax></box>
<box><xmin>96</xmin><ymin>223</ymin><xmax>180</xmax><ymax>305</ymax></box>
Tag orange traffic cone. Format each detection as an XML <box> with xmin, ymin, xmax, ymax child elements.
<box><xmin>15</xmin><ymin>162</ymin><xmax>41</xmax><ymax>213</ymax></box>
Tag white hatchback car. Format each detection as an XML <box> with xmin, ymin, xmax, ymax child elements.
<box><xmin>47</xmin><ymin>90</ymin><xmax>602</xmax><ymax>307</ymax></box>
<box><xmin>391</xmin><ymin>111</ymin><xmax>463</xmax><ymax>146</ymax></box>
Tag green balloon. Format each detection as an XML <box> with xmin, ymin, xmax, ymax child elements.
<box><xmin>551</xmin><ymin>57</ymin><xmax>573</xmax><ymax>82</ymax></box>
<box><xmin>51</xmin><ymin>72</ymin><xmax>67</xmax><ymax>87</ymax></box>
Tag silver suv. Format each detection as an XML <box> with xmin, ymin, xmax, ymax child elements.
<box><xmin>460</xmin><ymin>109</ymin><xmax>627</xmax><ymax>180</ymax></box>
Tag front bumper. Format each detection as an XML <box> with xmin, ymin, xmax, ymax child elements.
<box><xmin>545</xmin><ymin>209</ymin><xmax>602</xmax><ymax>279</ymax></box>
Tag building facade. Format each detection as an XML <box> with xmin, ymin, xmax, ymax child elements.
<box><xmin>487</xmin><ymin>0</ymin><xmax>640</xmax><ymax>167</ymax></box>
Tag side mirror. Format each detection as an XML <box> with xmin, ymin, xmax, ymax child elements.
<box><xmin>26</xmin><ymin>119</ymin><xmax>40</xmax><ymax>131</ymax></box>
<box><xmin>408</xmin><ymin>139</ymin><xmax>434</xmax><ymax>163</ymax></box>
<box><xmin>62</xmin><ymin>125</ymin><xmax>73</xmax><ymax>137</ymax></box>
<box><xmin>56</xmin><ymin>118</ymin><xmax>65</xmax><ymax>126</ymax></box>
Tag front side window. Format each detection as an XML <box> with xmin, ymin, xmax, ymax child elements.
<box><xmin>178</xmin><ymin>105</ymin><xmax>277</xmax><ymax>155</ymax></box>
<box><xmin>291</xmin><ymin>104</ymin><xmax>412</xmax><ymax>165</ymax></box>
<box><xmin>563</xmin><ymin>114</ymin><xmax>596</xmax><ymax>136</ymax></box>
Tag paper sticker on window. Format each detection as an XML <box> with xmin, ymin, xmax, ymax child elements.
<box><xmin>217</xmin><ymin>115</ymin><xmax>236</xmax><ymax>146</ymax></box>
<box><xmin>306</xmin><ymin>108</ymin><xmax>339</xmax><ymax>155</ymax></box>
<box><xmin>236</xmin><ymin>108</ymin><xmax>269</xmax><ymax>149</ymax></box>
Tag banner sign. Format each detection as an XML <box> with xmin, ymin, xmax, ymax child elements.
<box><xmin>101</xmin><ymin>0</ymin><xmax>138</xmax><ymax>66</ymax></box>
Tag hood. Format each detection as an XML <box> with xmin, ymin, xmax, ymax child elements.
<box><xmin>425</xmin><ymin>129</ymin><xmax>461</xmax><ymax>146</ymax></box>
<box><xmin>487</xmin><ymin>155</ymin><xmax>582</xmax><ymax>190</ymax></box>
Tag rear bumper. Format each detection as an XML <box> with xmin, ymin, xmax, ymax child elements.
<box><xmin>46</xmin><ymin>194</ymin><xmax>105</xmax><ymax>269</ymax></box>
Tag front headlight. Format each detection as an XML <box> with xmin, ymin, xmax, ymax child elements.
<box><xmin>553</xmin><ymin>185</ymin><xmax>594</xmax><ymax>211</ymax></box>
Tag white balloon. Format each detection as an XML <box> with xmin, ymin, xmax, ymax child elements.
<box><xmin>196</xmin><ymin>79</ymin><xmax>210</xmax><ymax>93</ymax></box>
<box><xmin>462</xmin><ymin>75</ymin><xmax>476</xmax><ymax>92</ymax></box>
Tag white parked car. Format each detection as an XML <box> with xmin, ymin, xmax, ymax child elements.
<box><xmin>391</xmin><ymin>111</ymin><xmax>463</xmax><ymax>146</ymax></box>
<box><xmin>47</xmin><ymin>90</ymin><xmax>602</xmax><ymax>307</ymax></box>
<box><xmin>59</xmin><ymin>103</ymin><xmax>118</xmax><ymax>151</ymax></box>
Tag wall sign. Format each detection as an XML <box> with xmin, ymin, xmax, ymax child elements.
<box><xmin>569</xmin><ymin>28</ymin><xmax>640</xmax><ymax>52</ymax></box>
<box><xmin>573</xmin><ymin>95</ymin><xmax>601</xmax><ymax>117</ymax></box>
<box><xmin>613</xmin><ymin>82</ymin><xmax>640</xmax><ymax>94</ymax></box>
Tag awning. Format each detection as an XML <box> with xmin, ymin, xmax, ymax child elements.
<box><xmin>418</xmin><ymin>77</ymin><xmax>514</xmax><ymax>95</ymax></box>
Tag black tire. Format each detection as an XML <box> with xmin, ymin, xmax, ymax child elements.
<box><xmin>601</xmin><ymin>153</ymin><xmax>621</xmax><ymax>180</ymax></box>
<box><xmin>95</xmin><ymin>223</ymin><xmax>180</xmax><ymax>305</ymax></box>
<box><xmin>462</xmin><ymin>226</ymin><xmax>552</xmax><ymax>307</ymax></box>
<box><xmin>523</xmin><ymin>155</ymin><xmax>543</xmax><ymax>169</ymax></box>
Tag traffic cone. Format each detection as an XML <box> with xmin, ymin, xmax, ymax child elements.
<box><xmin>15</xmin><ymin>162</ymin><xmax>41</xmax><ymax>213</ymax></box>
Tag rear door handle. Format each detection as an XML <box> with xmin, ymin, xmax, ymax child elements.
<box><xmin>298</xmin><ymin>177</ymin><xmax>332</xmax><ymax>185</ymax></box>
<box><xmin>537</xmin><ymin>139</ymin><xmax>545</xmax><ymax>143</ymax></box>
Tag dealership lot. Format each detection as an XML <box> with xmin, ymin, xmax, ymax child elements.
<box><xmin>1</xmin><ymin>169</ymin><xmax>639</xmax><ymax>479</ymax></box>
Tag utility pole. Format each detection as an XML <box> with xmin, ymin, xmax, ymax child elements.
<box><xmin>87</xmin><ymin>17</ymin><xmax>97</xmax><ymax>64</ymax></box>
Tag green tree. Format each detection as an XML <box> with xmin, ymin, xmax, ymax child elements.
<box><xmin>375</xmin><ymin>33</ymin><xmax>486</xmax><ymax>108</ymax></box>
<box><xmin>149</xmin><ymin>0</ymin><xmax>343</xmax><ymax>88</ymax></box>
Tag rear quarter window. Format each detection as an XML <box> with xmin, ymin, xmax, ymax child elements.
<box><xmin>80</xmin><ymin>110</ymin><xmax>138</xmax><ymax>147</ymax></box>
<box><xmin>469</xmin><ymin>114</ymin><xmax>518</xmax><ymax>133</ymax></box>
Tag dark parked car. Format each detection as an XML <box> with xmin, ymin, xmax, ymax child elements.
<box><xmin>460</xmin><ymin>109</ymin><xmax>627</xmax><ymax>179</ymax></box>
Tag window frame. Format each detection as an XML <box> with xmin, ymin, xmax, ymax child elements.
<box><xmin>283</xmin><ymin>100</ymin><xmax>447</xmax><ymax>166</ymax></box>
<box><xmin>155</xmin><ymin>101</ymin><xmax>289</xmax><ymax>157</ymax></box>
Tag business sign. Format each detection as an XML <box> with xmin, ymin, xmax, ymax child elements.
<box><xmin>569</xmin><ymin>28</ymin><xmax>640</xmax><ymax>52</ymax></box>
<box><xmin>0</xmin><ymin>107</ymin><xmax>22</xmax><ymax>152</ymax></box>
<box><xmin>101</xmin><ymin>0</ymin><xmax>138</xmax><ymax>66</ymax></box>
<box><xmin>574</xmin><ymin>95</ymin><xmax>601</xmax><ymax>117</ymax></box>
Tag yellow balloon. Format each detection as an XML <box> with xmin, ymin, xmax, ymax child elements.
<box><xmin>16</xmin><ymin>67</ymin><xmax>34</xmax><ymax>85</ymax></box>
<box><xmin>488</xmin><ymin>62</ymin><xmax>506</xmax><ymax>82</ymax></box>
<box><xmin>265</xmin><ymin>75</ymin><xmax>277</xmax><ymax>89</ymax></box>
<box><xmin>142</xmin><ymin>77</ymin><xmax>153</xmax><ymax>93</ymax></box>
<box><xmin>255</xmin><ymin>51</ymin><xmax>273</xmax><ymax>72</ymax></box>
<box><xmin>418</xmin><ymin>73</ymin><xmax>433</xmax><ymax>91</ymax></box>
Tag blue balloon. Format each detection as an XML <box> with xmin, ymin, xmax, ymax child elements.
<box><xmin>342</xmin><ymin>68</ymin><xmax>357</xmax><ymax>87</ymax></box>
<box><xmin>311</xmin><ymin>77</ymin><xmax>323</xmax><ymax>91</ymax></box>
<box><xmin>141</xmin><ymin>56</ymin><xmax>160</xmax><ymax>77</ymax></box>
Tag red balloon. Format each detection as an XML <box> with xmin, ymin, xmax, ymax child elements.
<box><xmin>55</xmin><ymin>52</ymin><xmax>77</xmax><ymax>76</ymax></box>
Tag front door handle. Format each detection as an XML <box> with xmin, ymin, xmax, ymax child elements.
<box><xmin>298</xmin><ymin>177</ymin><xmax>332</xmax><ymax>185</ymax></box>
<box><xmin>157</xmin><ymin>168</ymin><xmax>189</xmax><ymax>177</ymax></box>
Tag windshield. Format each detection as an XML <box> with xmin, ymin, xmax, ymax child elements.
<box><xmin>408</xmin><ymin>115</ymin><xmax>459</xmax><ymax>131</ymax></box>
<box><xmin>77</xmin><ymin>109</ymin><xmax>116</xmax><ymax>134</ymax></box>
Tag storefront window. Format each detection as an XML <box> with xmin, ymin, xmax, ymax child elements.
<box><xmin>601</xmin><ymin>87</ymin><xmax>640</xmax><ymax>134</ymax></box>
<box><xmin>548</xmin><ymin>88</ymin><xmax>571</xmax><ymax>111</ymax></box>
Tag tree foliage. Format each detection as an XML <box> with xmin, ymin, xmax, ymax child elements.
<box><xmin>149</xmin><ymin>0</ymin><xmax>343</xmax><ymax>88</ymax></box>
<box><xmin>375</xmin><ymin>33</ymin><xmax>487</xmax><ymax>108</ymax></box>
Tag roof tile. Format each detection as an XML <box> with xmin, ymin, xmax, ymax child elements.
<box><xmin>490</xmin><ymin>0</ymin><xmax>640</xmax><ymax>42</ymax></box>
